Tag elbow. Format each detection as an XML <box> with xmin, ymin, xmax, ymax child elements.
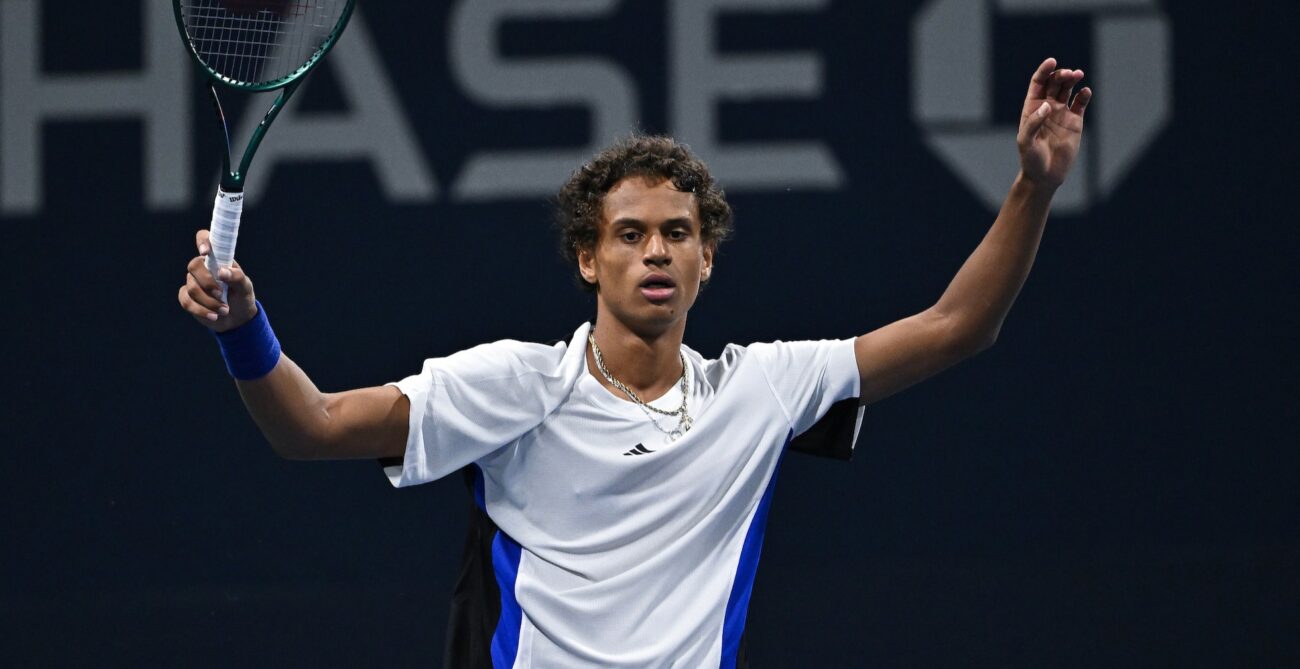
<box><xmin>970</xmin><ymin>327</ymin><xmax>999</xmax><ymax>355</ymax></box>
<box><xmin>268</xmin><ymin>438</ymin><xmax>315</xmax><ymax>461</ymax></box>
<box><xmin>266</xmin><ymin>430</ymin><xmax>335</xmax><ymax>461</ymax></box>
<box><xmin>265</xmin><ymin>398</ymin><xmax>342</xmax><ymax>460</ymax></box>
<box><xmin>945</xmin><ymin>318</ymin><xmax>999</xmax><ymax>360</ymax></box>
<box><xmin>929</xmin><ymin>307</ymin><xmax>999</xmax><ymax>362</ymax></box>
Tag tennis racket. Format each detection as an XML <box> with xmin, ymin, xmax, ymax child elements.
<box><xmin>174</xmin><ymin>0</ymin><xmax>355</xmax><ymax>302</ymax></box>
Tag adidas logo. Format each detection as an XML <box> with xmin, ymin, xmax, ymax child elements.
<box><xmin>623</xmin><ymin>443</ymin><xmax>655</xmax><ymax>456</ymax></box>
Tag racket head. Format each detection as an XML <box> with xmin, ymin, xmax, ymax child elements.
<box><xmin>174</xmin><ymin>0</ymin><xmax>355</xmax><ymax>92</ymax></box>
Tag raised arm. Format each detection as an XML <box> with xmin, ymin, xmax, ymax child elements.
<box><xmin>854</xmin><ymin>57</ymin><xmax>1092</xmax><ymax>405</ymax></box>
<box><xmin>178</xmin><ymin>230</ymin><xmax>409</xmax><ymax>460</ymax></box>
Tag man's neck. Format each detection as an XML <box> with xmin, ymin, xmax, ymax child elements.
<box><xmin>587</xmin><ymin>311</ymin><xmax>686</xmax><ymax>404</ymax></box>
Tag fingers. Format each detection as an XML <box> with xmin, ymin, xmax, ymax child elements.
<box><xmin>218</xmin><ymin>261</ymin><xmax>253</xmax><ymax>299</ymax></box>
<box><xmin>195</xmin><ymin>229</ymin><xmax>211</xmax><ymax>256</ymax></box>
<box><xmin>1030</xmin><ymin>58</ymin><xmax>1089</xmax><ymax>113</ymax></box>
<box><xmin>183</xmin><ymin>229</ymin><xmax>256</xmax><ymax>327</ymax></box>
<box><xmin>1027</xmin><ymin>57</ymin><xmax>1057</xmax><ymax>100</ymax></box>
<box><xmin>1070</xmin><ymin>86</ymin><xmax>1093</xmax><ymax>119</ymax></box>
<box><xmin>1046</xmin><ymin>69</ymin><xmax>1084</xmax><ymax>106</ymax></box>
<box><xmin>179</xmin><ymin>272</ymin><xmax>228</xmax><ymax>322</ymax></box>
<box><xmin>1057</xmin><ymin>69</ymin><xmax>1083</xmax><ymax>104</ymax></box>
<box><xmin>1018</xmin><ymin>101</ymin><xmax>1052</xmax><ymax>147</ymax></box>
<box><xmin>187</xmin><ymin>254</ymin><xmax>224</xmax><ymax>298</ymax></box>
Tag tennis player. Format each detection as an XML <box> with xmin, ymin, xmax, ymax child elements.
<box><xmin>179</xmin><ymin>59</ymin><xmax>1090</xmax><ymax>667</ymax></box>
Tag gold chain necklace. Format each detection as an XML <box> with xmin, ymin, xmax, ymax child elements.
<box><xmin>588</xmin><ymin>332</ymin><xmax>693</xmax><ymax>441</ymax></box>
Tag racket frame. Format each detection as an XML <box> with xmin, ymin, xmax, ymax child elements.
<box><xmin>173</xmin><ymin>1</ymin><xmax>354</xmax><ymax>302</ymax></box>
<box><xmin>173</xmin><ymin>0</ymin><xmax>356</xmax><ymax>191</ymax></box>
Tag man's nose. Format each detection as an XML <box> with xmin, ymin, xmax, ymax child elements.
<box><xmin>644</xmin><ymin>234</ymin><xmax>670</xmax><ymax>264</ymax></box>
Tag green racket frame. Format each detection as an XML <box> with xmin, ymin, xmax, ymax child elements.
<box><xmin>173</xmin><ymin>1</ymin><xmax>355</xmax><ymax>303</ymax></box>
<box><xmin>173</xmin><ymin>0</ymin><xmax>356</xmax><ymax>192</ymax></box>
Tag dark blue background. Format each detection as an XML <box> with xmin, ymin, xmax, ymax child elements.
<box><xmin>3</xmin><ymin>1</ymin><xmax>1295</xmax><ymax>666</ymax></box>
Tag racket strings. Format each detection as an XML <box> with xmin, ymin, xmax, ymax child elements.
<box><xmin>180</xmin><ymin>0</ymin><xmax>344</xmax><ymax>86</ymax></box>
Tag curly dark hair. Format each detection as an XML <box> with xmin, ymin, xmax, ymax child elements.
<box><xmin>554</xmin><ymin>134</ymin><xmax>733</xmax><ymax>292</ymax></box>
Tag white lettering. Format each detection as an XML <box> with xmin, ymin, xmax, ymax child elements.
<box><xmin>1</xmin><ymin>1</ymin><xmax>861</xmax><ymax>217</ymax></box>
<box><xmin>669</xmin><ymin>0</ymin><xmax>844</xmax><ymax>191</ymax></box>
<box><xmin>235</xmin><ymin>11</ymin><xmax>438</xmax><ymax>203</ymax></box>
<box><xmin>0</xmin><ymin>0</ymin><xmax>189</xmax><ymax>215</ymax></box>
<box><xmin>448</xmin><ymin>0</ymin><xmax>637</xmax><ymax>201</ymax></box>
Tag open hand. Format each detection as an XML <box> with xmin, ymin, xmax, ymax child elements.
<box><xmin>1018</xmin><ymin>57</ymin><xmax>1092</xmax><ymax>189</ymax></box>
<box><xmin>178</xmin><ymin>229</ymin><xmax>258</xmax><ymax>332</ymax></box>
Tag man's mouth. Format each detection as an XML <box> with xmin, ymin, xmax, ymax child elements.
<box><xmin>639</xmin><ymin>274</ymin><xmax>677</xmax><ymax>302</ymax></box>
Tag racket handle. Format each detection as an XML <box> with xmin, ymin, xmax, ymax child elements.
<box><xmin>205</xmin><ymin>188</ymin><xmax>245</xmax><ymax>304</ymax></box>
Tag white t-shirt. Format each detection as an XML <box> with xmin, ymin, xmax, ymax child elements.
<box><xmin>386</xmin><ymin>322</ymin><xmax>862</xmax><ymax>668</ymax></box>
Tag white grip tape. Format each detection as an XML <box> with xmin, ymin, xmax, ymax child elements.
<box><xmin>205</xmin><ymin>188</ymin><xmax>244</xmax><ymax>304</ymax></box>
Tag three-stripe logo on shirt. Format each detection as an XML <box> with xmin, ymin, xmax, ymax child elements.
<box><xmin>623</xmin><ymin>443</ymin><xmax>655</xmax><ymax>456</ymax></box>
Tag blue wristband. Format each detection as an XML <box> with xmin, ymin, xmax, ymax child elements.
<box><xmin>212</xmin><ymin>300</ymin><xmax>282</xmax><ymax>380</ymax></box>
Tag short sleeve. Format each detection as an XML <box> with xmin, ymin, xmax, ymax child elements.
<box><xmin>747</xmin><ymin>338</ymin><xmax>862</xmax><ymax>440</ymax></box>
<box><xmin>383</xmin><ymin>339</ymin><xmax>570</xmax><ymax>487</ymax></box>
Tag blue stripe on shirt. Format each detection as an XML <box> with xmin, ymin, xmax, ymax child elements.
<box><xmin>720</xmin><ymin>433</ymin><xmax>789</xmax><ymax>667</ymax></box>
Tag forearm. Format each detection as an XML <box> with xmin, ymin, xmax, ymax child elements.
<box><xmin>851</xmin><ymin>59</ymin><xmax>1087</xmax><ymax>402</ymax></box>
<box><xmin>233</xmin><ymin>356</ymin><xmax>408</xmax><ymax>461</ymax></box>
<box><xmin>233</xmin><ymin>354</ymin><xmax>332</xmax><ymax>459</ymax></box>
<box><xmin>932</xmin><ymin>173</ymin><xmax>1056</xmax><ymax>347</ymax></box>
<box><xmin>182</xmin><ymin>233</ymin><xmax>408</xmax><ymax>460</ymax></box>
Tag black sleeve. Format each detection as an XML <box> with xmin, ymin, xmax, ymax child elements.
<box><xmin>787</xmin><ymin>397</ymin><xmax>860</xmax><ymax>461</ymax></box>
<box><xmin>442</xmin><ymin>468</ymin><xmax>501</xmax><ymax>669</ymax></box>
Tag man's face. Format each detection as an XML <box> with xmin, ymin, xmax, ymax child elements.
<box><xmin>578</xmin><ymin>176</ymin><xmax>715</xmax><ymax>336</ymax></box>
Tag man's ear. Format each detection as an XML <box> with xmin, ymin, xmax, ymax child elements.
<box><xmin>577</xmin><ymin>245</ymin><xmax>598</xmax><ymax>286</ymax></box>
<box><xmin>700</xmin><ymin>241</ymin><xmax>715</xmax><ymax>282</ymax></box>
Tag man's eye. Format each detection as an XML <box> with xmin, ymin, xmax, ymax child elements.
<box><xmin>669</xmin><ymin>229</ymin><xmax>688</xmax><ymax>240</ymax></box>
<box><xmin>620</xmin><ymin>232</ymin><xmax>641</xmax><ymax>242</ymax></box>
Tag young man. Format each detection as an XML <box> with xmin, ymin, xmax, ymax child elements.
<box><xmin>179</xmin><ymin>59</ymin><xmax>1090</xmax><ymax>667</ymax></box>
